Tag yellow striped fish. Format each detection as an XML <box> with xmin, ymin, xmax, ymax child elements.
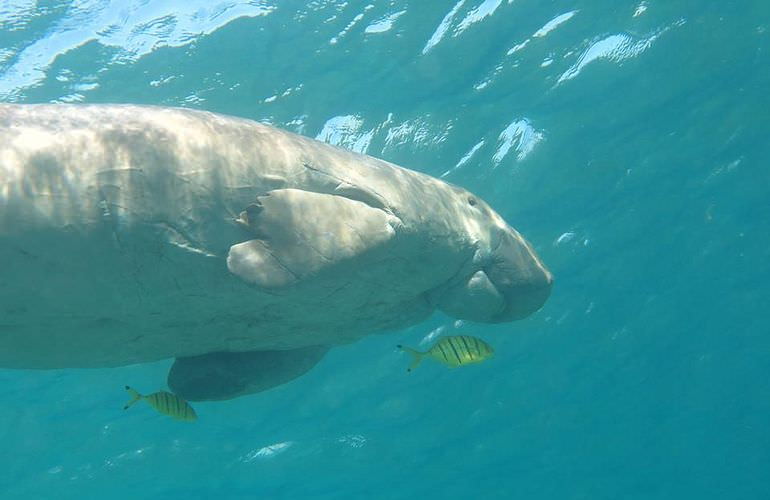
<box><xmin>123</xmin><ymin>386</ymin><xmax>197</xmax><ymax>422</ymax></box>
<box><xmin>397</xmin><ymin>335</ymin><xmax>494</xmax><ymax>372</ymax></box>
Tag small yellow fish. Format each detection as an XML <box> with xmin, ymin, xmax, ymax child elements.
<box><xmin>123</xmin><ymin>386</ymin><xmax>197</xmax><ymax>422</ymax></box>
<box><xmin>397</xmin><ymin>335</ymin><xmax>494</xmax><ymax>372</ymax></box>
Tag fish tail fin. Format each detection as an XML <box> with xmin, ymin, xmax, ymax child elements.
<box><xmin>397</xmin><ymin>345</ymin><xmax>423</xmax><ymax>373</ymax></box>
<box><xmin>123</xmin><ymin>385</ymin><xmax>143</xmax><ymax>410</ymax></box>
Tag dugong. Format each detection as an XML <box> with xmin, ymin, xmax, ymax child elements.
<box><xmin>0</xmin><ymin>104</ymin><xmax>552</xmax><ymax>400</ymax></box>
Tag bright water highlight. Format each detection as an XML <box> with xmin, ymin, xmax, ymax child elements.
<box><xmin>1</xmin><ymin>1</ymin><xmax>769</xmax><ymax>498</ymax></box>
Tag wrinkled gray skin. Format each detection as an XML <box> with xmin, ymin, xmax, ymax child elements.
<box><xmin>0</xmin><ymin>104</ymin><xmax>552</xmax><ymax>399</ymax></box>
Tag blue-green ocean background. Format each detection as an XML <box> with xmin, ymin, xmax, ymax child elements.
<box><xmin>1</xmin><ymin>1</ymin><xmax>769</xmax><ymax>498</ymax></box>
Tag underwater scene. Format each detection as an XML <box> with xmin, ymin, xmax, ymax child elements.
<box><xmin>1</xmin><ymin>1</ymin><xmax>769</xmax><ymax>498</ymax></box>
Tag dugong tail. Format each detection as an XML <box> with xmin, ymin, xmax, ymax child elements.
<box><xmin>397</xmin><ymin>345</ymin><xmax>424</xmax><ymax>372</ymax></box>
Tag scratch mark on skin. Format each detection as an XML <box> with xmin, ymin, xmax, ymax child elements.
<box><xmin>95</xmin><ymin>167</ymin><xmax>145</xmax><ymax>175</ymax></box>
<box><xmin>153</xmin><ymin>221</ymin><xmax>218</xmax><ymax>258</ymax></box>
<box><xmin>342</xmin><ymin>221</ymin><xmax>366</xmax><ymax>245</ymax></box>
<box><xmin>17</xmin><ymin>248</ymin><xmax>38</xmax><ymax>259</ymax></box>
<box><xmin>249</xmin><ymin>239</ymin><xmax>300</xmax><ymax>283</ymax></box>
<box><xmin>320</xmin><ymin>282</ymin><xmax>353</xmax><ymax>300</ymax></box>
<box><xmin>289</xmin><ymin>226</ymin><xmax>333</xmax><ymax>264</ymax></box>
<box><xmin>301</xmin><ymin>161</ymin><xmax>392</xmax><ymax>214</ymax></box>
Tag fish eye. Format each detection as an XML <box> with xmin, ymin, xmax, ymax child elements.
<box><xmin>468</xmin><ymin>197</ymin><xmax>477</xmax><ymax>207</ymax></box>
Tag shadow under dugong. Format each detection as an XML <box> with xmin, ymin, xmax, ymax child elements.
<box><xmin>0</xmin><ymin>104</ymin><xmax>552</xmax><ymax>400</ymax></box>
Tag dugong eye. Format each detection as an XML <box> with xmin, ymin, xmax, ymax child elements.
<box><xmin>468</xmin><ymin>197</ymin><xmax>477</xmax><ymax>207</ymax></box>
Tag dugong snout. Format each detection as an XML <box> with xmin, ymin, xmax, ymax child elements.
<box><xmin>483</xmin><ymin>229</ymin><xmax>553</xmax><ymax>322</ymax></box>
<box><xmin>435</xmin><ymin>228</ymin><xmax>552</xmax><ymax>323</ymax></box>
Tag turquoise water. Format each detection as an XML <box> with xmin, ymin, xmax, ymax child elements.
<box><xmin>2</xmin><ymin>1</ymin><xmax>769</xmax><ymax>498</ymax></box>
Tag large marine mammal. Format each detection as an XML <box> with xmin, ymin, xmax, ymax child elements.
<box><xmin>0</xmin><ymin>104</ymin><xmax>552</xmax><ymax>400</ymax></box>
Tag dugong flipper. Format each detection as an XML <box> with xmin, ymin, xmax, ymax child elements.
<box><xmin>228</xmin><ymin>188</ymin><xmax>398</xmax><ymax>289</ymax></box>
<box><xmin>167</xmin><ymin>346</ymin><xmax>329</xmax><ymax>401</ymax></box>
